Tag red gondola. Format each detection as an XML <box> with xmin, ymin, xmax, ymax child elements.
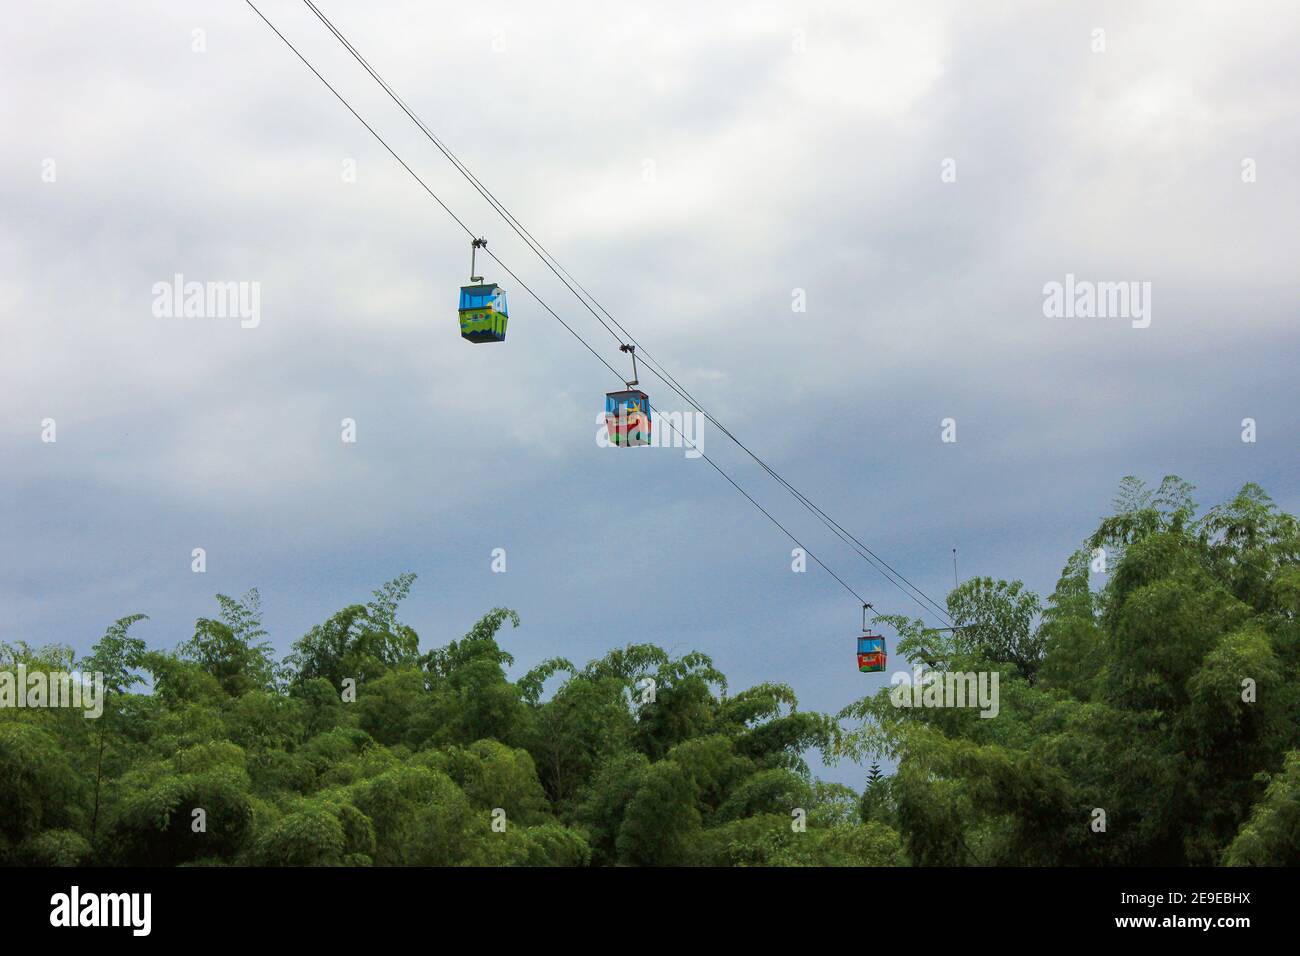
<box><xmin>857</xmin><ymin>604</ymin><xmax>887</xmax><ymax>673</ymax></box>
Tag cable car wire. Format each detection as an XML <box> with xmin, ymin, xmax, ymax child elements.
<box><xmin>295</xmin><ymin>0</ymin><xmax>955</xmax><ymax>627</ymax></box>
<box><xmin>242</xmin><ymin>0</ymin><xmax>872</xmax><ymax>609</ymax></box>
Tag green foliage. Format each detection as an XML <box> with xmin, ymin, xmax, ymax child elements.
<box><xmin>516</xmin><ymin>821</ymin><xmax>591</xmax><ymax>867</ymax></box>
<box><xmin>103</xmin><ymin>742</ymin><xmax>254</xmax><ymax>865</ymax></box>
<box><xmin>615</xmin><ymin>760</ymin><xmax>701</xmax><ymax>865</ymax></box>
<box><xmin>8</xmin><ymin>477</ymin><xmax>1294</xmax><ymax>866</ymax></box>
<box><xmin>16</xmin><ymin>829</ymin><xmax>94</xmax><ymax>867</ymax></box>
<box><xmin>838</xmin><ymin>476</ymin><xmax>1300</xmax><ymax>867</ymax></box>
<box><xmin>573</xmin><ymin>751</ymin><xmax>651</xmax><ymax>865</ymax></box>
<box><xmin>286</xmin><ymin>575</ymin><xmax>421</xmax><ymax>692</ymax></box>
<box><xmin>695</xmin><ymin>814</ymin><xmax>903</xmax><ymax>866</ymax></box>
<box><xmin>180</xmin><ymin>590</ymin><xmax>280</xmax><ymax>697</ymax></box>
<box><xmin>1224</xmin><ymin>751</ymin><xmax>1300</xmax><ymax>865</ymax></box>
<box><xmin>423</xmin><ymin>740</ymin><xmax>551</xmax><ymax>825</ymax></box>
<box><xmin>253</xmin><ymin>805</ymin><xmax>354</xmax><ymax>866</ymax></box>
<box><xmin>527</xmin><ymin>673</ymin><xmax>634</xmax><ymax>810</ymax></box>
<box><xmin>84</xmin><ymin>615</ymin><xmax>148</xmax><ymax>697</ymax></box>
<box><xmin>0</xmin><ymin>723</ymin><xmax>86</xmax><ymax>856</ymax></box>
<box><xmin>949</xmin><ymin>578</ymin><xmax>1046</xmax><ymax>682</ymax></box>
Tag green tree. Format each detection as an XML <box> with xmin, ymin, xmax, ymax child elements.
<box><xmin>181</xmin><ymin>590</ymin><xmax>278</xmax><ymax>696</ymax></box>
<box><xmin>82</xmin><ymin>614</ymin><xmax>148</xmax><ymax>842</ymax></box>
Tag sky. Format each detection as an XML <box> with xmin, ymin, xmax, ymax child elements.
<box><xmin>3</xmin><ymin>0</ymin><xmax>1297</xmax><ymax>786</ymax></box>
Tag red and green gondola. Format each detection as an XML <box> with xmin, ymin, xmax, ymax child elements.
<box><xmin>857</xmin><ymin>604</ymin><xmax>887</xmax><ymax>673</ymax></box>
<box><xmin>605</xmin><ymin>344</ymin><xmax>651</xmax><ymax>447</ymax></box>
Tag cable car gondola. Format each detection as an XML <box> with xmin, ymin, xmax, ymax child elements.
<box><xmin>606</xmin><ymin>344</ymin><xmax>651</xmax><ymax>447</ymax></box>
<box><xmin>458</xmin><ymin>238</ymin><xmax>508</xmax><ymax>343</ymax></box>
<box><xmin>250</xmin><ymin>0</ymin><xmax>962</xmax><ymax>656</ymax></box>
<box><xmin>857</xmin><ymin>604</ymin><xmax>887</xmax><ymax>673</ymax></box>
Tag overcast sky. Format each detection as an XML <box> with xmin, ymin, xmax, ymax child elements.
<box><xmin>3</xmin><ymin>1</ymin><xmax>1296</xmax><ymax>784</ymax></box>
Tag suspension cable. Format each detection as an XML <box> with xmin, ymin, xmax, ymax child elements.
<box><xmin>243</xmin><ymin>0</ymin><xmax>872</xmax><ymax>609</ymax></box>
<box><xmin>296</xmin><ymin>0</ymin><xmax>954</xmax><ymax>626</ymax></box>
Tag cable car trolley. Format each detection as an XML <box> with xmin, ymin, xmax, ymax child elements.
<box><xmin>857</xmin><ymin>603</ymin><xmax>887</xmax><ymax>673</ymax></box>
<box><xmin>605</xmin><ymin>344</ymin><xmax>651</xmax><ymax>447</ymax></box>
<box><xmin>458</xmin><ymin>238</ymin><xmax>508</xmax><ymax>343</ymax></box>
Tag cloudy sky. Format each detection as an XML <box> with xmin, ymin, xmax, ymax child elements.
<box><xmin>4</xmin><ymin>0</ymin><xmax>1296</xmax><ymax>783</ymax></box>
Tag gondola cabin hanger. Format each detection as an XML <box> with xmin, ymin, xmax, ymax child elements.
<box><xmin>857</xmin><ymin>603</ymin><xmax>887</xmax><ymax>673</ymax></box>
<box><xmin>458</xmin><ymin>238</ymin><xmax>508</xmax><ymax>343</ymax></box>
<box><xmin>605</xmin><ymin>344</ymin><xmax>651</xmax><ymax>447</ymax></box>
